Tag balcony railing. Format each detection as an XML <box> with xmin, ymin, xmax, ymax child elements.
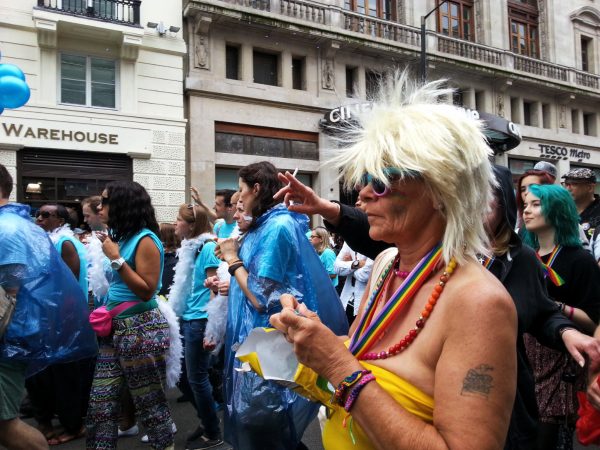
<box><xmin>37</xmin><ymin>0</ymin><xmax>141</xmax><ymax>26</ymax></box>
<box><xmin>575</xmin><ymin>70</ymin><xmax>600</xmax><ymax>90</ymax></box>
<box><xmin>437</xmin><ymin>34</ymin><xmax>502</xmax><ymax>66</ymax></box>
<box><xmin>280</xmin><ymin>0</ymin><xmax>325</xmax><ymax>24</ymax></box>
<box><xmin>513</xmin><ymin>54</ymin><xmax>568</xmax><ymax>82</ymax></box>
<box><xmin>343</xmin><ymin>10</ymin><xmax>420</xmax><ymax>46</ymax></box>
<box><xmin>207</xmin><ymin>0</ymin><xmax>599</xmax><ymax>92</ymax></box>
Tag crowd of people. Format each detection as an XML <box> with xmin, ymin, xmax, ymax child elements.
<box><xmin>2</xmin><ymin>72</ymin><xmax>600</xmax><ymax>450</ymax></box>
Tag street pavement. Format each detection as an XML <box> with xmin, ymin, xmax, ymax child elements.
<box><xmin>7</xmin><ymin>389</ymin><xmax>595</xmax><ymax>449</ymax></box>
<box><xmin>11</xmin><ymin>388</ymin><xmax>325</xmax><ymax>450</ymax></box>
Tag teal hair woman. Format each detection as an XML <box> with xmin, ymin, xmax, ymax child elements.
<box><xmin>522</xmin><ymin>183</ymin><xmax>600</xmax><ymax>449</ymax></box>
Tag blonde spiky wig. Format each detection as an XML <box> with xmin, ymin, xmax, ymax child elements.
<box><xmin>329</xmin><ymin>71</ymin><xmax>495</xmax><ymax>265</ymax></box>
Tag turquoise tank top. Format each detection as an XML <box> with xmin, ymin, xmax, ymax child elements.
<box><xmin>55</xmin><ymin>235</ymin><xmax>88</xmax><ymax>296</ymax></box>
<box><xmin>106</xmin><ymin>229</ymin><xmax>164</xmax><ymax>317</ymax></box>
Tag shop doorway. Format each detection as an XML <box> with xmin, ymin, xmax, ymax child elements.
<box><xmin>17</xmin><ymin>149</ymin><xmax>132</xmax><ymax>220</ymax></box>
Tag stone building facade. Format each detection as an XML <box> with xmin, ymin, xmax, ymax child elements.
<box><xmin>0</xmin><ymin>0</ymin><xmax>187</xmax><ymax>222</ymax></box>
<box><xmin>183</xmin><ymin>0</ymin><xmax>600</xmax><ymax>200</ymax></box>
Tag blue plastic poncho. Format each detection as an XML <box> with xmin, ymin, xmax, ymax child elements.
<box><xmin>224</xmin><ymin>204</ymin><xmax>348</xmax><ymax>450</ymax></box>
<box><xmin>0</xmin><ymin>203</ymin><xmax>98</xmax><ymax>376</ymax></box>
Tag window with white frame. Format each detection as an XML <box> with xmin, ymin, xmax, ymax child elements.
<box><xmin>60</xmin><ymin>54</ymin><xmax>117</xmax><ymax>108</ymax></box>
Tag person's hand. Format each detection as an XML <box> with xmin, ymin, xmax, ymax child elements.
<box><xmin>97</xmin><ymin>232</ymin><xmax>120</xmax><ymax>260</ymax></box>
<box><xmin>216</xmin><ymin>238</ymin><xmax>240</xmax><ymax>264</ymax></box>
<box><xmin>270</xmin><ymin>294</ymin><xmax>361</xmax><ymax>383</ymax></box>
<box><xmin>190</xmin><ymin>186</ymin><xmax>201</xmax><ymax>205</ymax></box>
<box><xmin>274</xmin><ymin>171</ymin><xmax>341</xmax><ymax>223</ymax></box>
<box><xmin>204</xmin><ymin>275</ymin><xmax>220</xmax><ymax>291</ymax></box>
<box><xmin>342</xmin><ymin>254</ymin><xmax>353</xmax><ymax>262</ymax></box>
<box><xmin>562</xmin><ymin>328</ymin><xmax>600</xmax><ymax>368</ymax></box>
<box><xmin>217</xmin><ymin>280</ymin><xmax>230</xmax><ymax>296</ymax></box>
<box><xmin>203</xmin><ymin>337</ymin><xmax>216</xmax><ymax>351</ymax></box>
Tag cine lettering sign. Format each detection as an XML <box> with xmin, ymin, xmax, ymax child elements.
<box><xmin>2</xmin><ymin>123</ymin><xmax>119</xmax><ymax>145</ymax></box>
<box><xmin>538</xmin><ymin>143</ymin><xmax>591</xmax><ymax>161</ymax></box>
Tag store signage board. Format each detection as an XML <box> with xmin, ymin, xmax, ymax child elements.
<box><xmin>321</xmin><ymin>104</ymin><xmax>521</xmax><ymax>154</ymax></box>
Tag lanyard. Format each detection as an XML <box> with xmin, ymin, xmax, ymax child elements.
<box><xmin>536</xmin><ymin>245</ymin><xmax>565</xmax><ymax>286</ymax></box>
<box><xmin>349</xmin><ymin>243</ymin><xmax>443</xmax><ymax>360</ymax></box>
<box><xmin>482</xmin><ymin>256</ymin><xmax>495</xmax><ymax>270</ymax></box>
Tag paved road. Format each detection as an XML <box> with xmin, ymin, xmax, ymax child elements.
<box><xmin>6</xmin><ymin>389</ymin><xmax>596</xmax><ymax>449</ymax></box>
<box><xmin>9</xmin><ymin>388</ymin><xmax>325</xmax><ymax>450</ymax></box>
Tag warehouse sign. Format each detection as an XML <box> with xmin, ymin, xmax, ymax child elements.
<box><xmin>2</xmin><ymin>123</ymin><xmax>119</xmax><ymax>145</ymax></box>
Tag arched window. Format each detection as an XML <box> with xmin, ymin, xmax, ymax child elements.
<box><xmin>508</xmin><ymin>0</ymin><xmax>539</xmax><ymax>58</ymax></box>
<box><xmin>344</xmin><ymin>0</ymin><xmax>396</xmax><ymax>21</ymax></box>
<box><xmin>437</xmin><ymin>0</ymin><xmax>474</xmax><ymax>41</ymax></box>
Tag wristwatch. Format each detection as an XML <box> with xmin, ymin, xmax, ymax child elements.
<box><xmin>110</xmin><ymin>257</ymin><xmax>126</xmax><ymax>271</ymax></box>
<box><xmin>351</xmin><ymin>260</ymin><xmax>360</xmax><ymax>269</ymax></box>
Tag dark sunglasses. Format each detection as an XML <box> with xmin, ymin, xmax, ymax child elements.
<box><xmin>356</xmin><ymin>168</ymin><xmax>405</xmax><ymax>197</ymax></box>
<box><xmin>100</xmin><ymin>196</ymin><xmax>109</xmax><ymax>206</ymax></box>
<box><xmin>35</xmin><ymin>210</ymin><xmax>55</xmax><ymax>219</ymax></box>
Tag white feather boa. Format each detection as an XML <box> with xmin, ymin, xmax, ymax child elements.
<box><xmin>205</xmin><ymin>262</ymin><xmax>230</xmax><ymax>354</ymax></box>
<box><xmin>157</xmin><ymin>297</ymin><xmax>183</xmax><ymax>388</ymax></box>
<box><xmin>204</xmin><ymin>226</ymin><xmax>239</xmax><ymax>354</ymax></box>
<box><xmin>48</xmin><ymin>223</ymin><xmax>74</xmax><ymax>245</ymax></box>
<box><xmin>86</xmin><ymin>232</ymin><xmax>109</xmax><ymax>299</ymax></box>
<box><xmin>168</xmin><ymin>233</ymin><xmax>216</xmax><ymax>317</ymax></box>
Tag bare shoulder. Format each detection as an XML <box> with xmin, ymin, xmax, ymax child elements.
<box><xmin>444</xmin><ymin>260</ymin><xmax>515</xmax><ymax>326</ymax></box>
<box><xmin>137</xmin><ymin>236</ymin><xmax>160</xmax><ymax>257</ymax></box>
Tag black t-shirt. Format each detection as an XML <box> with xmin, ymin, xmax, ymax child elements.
<box><xmin>580</xmin><ymin>195</ymin><xmax>600</xmax><ymax>241</ymax></box>
<box><xmin>540</xmin><ymin>245</ymin><xmax>600</xmax><ymax>323</ymax></box>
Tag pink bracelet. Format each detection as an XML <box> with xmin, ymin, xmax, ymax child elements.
<box><xmin>568</xmin><ymin>305</ymin><xmax>575</xmax><ymax>320</ymax></box>
<box><xmin>343</xmin><ymin>373</ymin><xmax>376</xmax><ymax>412</ymax></box>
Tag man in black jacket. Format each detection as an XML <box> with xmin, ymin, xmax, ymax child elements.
<box><xmin>275</xmin><ymin>166</ymin><xmax>600</xmax><ymax>449</ymax></box>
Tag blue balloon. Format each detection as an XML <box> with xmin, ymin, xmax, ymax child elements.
<box><xmin>0</xmin><ymin>76</ymin><xmax>30</xmax><ymax>109</ymax></box>
<box><xmin>0</xmin><ymin>64</ymin><xmax>26</xmax><ymax>81</ymax></box>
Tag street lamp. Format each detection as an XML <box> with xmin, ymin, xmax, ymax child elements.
<box><xmin>420</xmin><ymin>0</ymin><xmax>449</xmax><ymax>83</ymax></box>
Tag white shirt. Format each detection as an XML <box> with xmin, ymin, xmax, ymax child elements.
<box><xmin>334</xmin><ymin>242</ymin><xmax>373</xmax><ymax>316</ymax></box>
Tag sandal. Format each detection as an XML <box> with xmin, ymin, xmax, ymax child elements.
<box><xmin>48</xmin><ymin>427</ymin><xmax>85</xmax><ymax>446</ymax></box>
<box><xmin>38</xmin><ymin>423</ymin><xmax>56</xmax><ymax>441</ymax></box>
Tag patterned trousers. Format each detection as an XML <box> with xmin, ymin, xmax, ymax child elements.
<box><xmin>86</xmin><ymin>308</ymin><xmax>173</xmax><ymax>450</ymax></box>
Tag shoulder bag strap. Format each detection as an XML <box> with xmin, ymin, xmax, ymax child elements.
<box><xmin>108</xmin><ymin>300</ymin><xmax>140</xmax><ymax>317</ymax></box>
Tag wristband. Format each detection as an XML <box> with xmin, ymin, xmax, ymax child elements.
<box><xmin>559</xmin><ymin>327</ymin><xmax>576</xmax><ymax>337</ymax></box>
<box><xmin>344</xmin><ymin>373</ymin><xmax>376</xmax><ymax>412</ymax></box>
<box><xmin>331</xmin><ymin>369</ymin><xmax>371</xmax><ymax>406</ymax></box>
<box><xmin>568</xmin><ymin>305</ymin><xmax>575</xmax><ymax>320</ymax></box>
<box><xmin>228</xmin><ymin>262</ymin><xmax>244</xmax><ymax>276</ymax></box>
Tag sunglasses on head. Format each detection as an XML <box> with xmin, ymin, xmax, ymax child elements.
<box><xmin>356</xmin><ymin>168</ymin><xmax>405</xmax><ymax>197</ymax></box>
<box><xmin>35</xmin><ymin>210</ymin><xmax>55</xmax><ymax>219</ymax></box>
<box><xmin>187</xmin><ymin>204</ymin><xmax>197</xmax><ymax>221</ymax></box>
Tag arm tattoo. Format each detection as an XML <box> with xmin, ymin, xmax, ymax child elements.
<box><xmin>461</xmin><ymin>364</ymin><xmax>494</xmax><ymax>399</ymax></box>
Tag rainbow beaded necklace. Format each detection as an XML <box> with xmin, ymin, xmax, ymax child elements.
<box><xmin>349</xmin><ymin>243</ymin><xmax>444</xmax><ymax>360</ymax></box>
<box><xmin>536</xmin><ymin>245</ymin><xmax>565</xmax><ymax>286</ymax></box>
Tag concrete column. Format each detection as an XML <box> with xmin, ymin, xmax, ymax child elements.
<box><xmin>120</xmin><ymin>60</ymin><xmax>136</xmax><ymax>114</ymax></box>
<box><xmin>241</xmin><ymin>44</ymin><xmax>253</xmax><ymax>83</ymax></box>
<box><xmin>533</xmin><ymin>101</ymin><xmax>543</xmax><ymax>127</ymax></box>
<box><xmin>39</xmin><ymin>47</ymin><xmax>57</xmax><ymax>106</ymax></box>
<box><xmin>281</xmin><ymin>49</ymin><xmax>292</xmax><ymax>89</ymax></box>
<box><xmin>0</xmin><ymin>145</ymin><xmax>23</xmax><ymax>202</ymax></box>
<box><xmin>464</xmin><ymin>87</ymin><xmax>476</xmax><ymax>109</ymax></box>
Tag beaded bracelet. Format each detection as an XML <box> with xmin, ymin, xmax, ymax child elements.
<box><xmin>331</xmin><ymin>370</ymin><xmax>371</xmax><ymax>406</ymax></box>
<box><xmin>343</xmin><ymin>373</ymin><xmax>376</xmax><ymax>412</ymax></box>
